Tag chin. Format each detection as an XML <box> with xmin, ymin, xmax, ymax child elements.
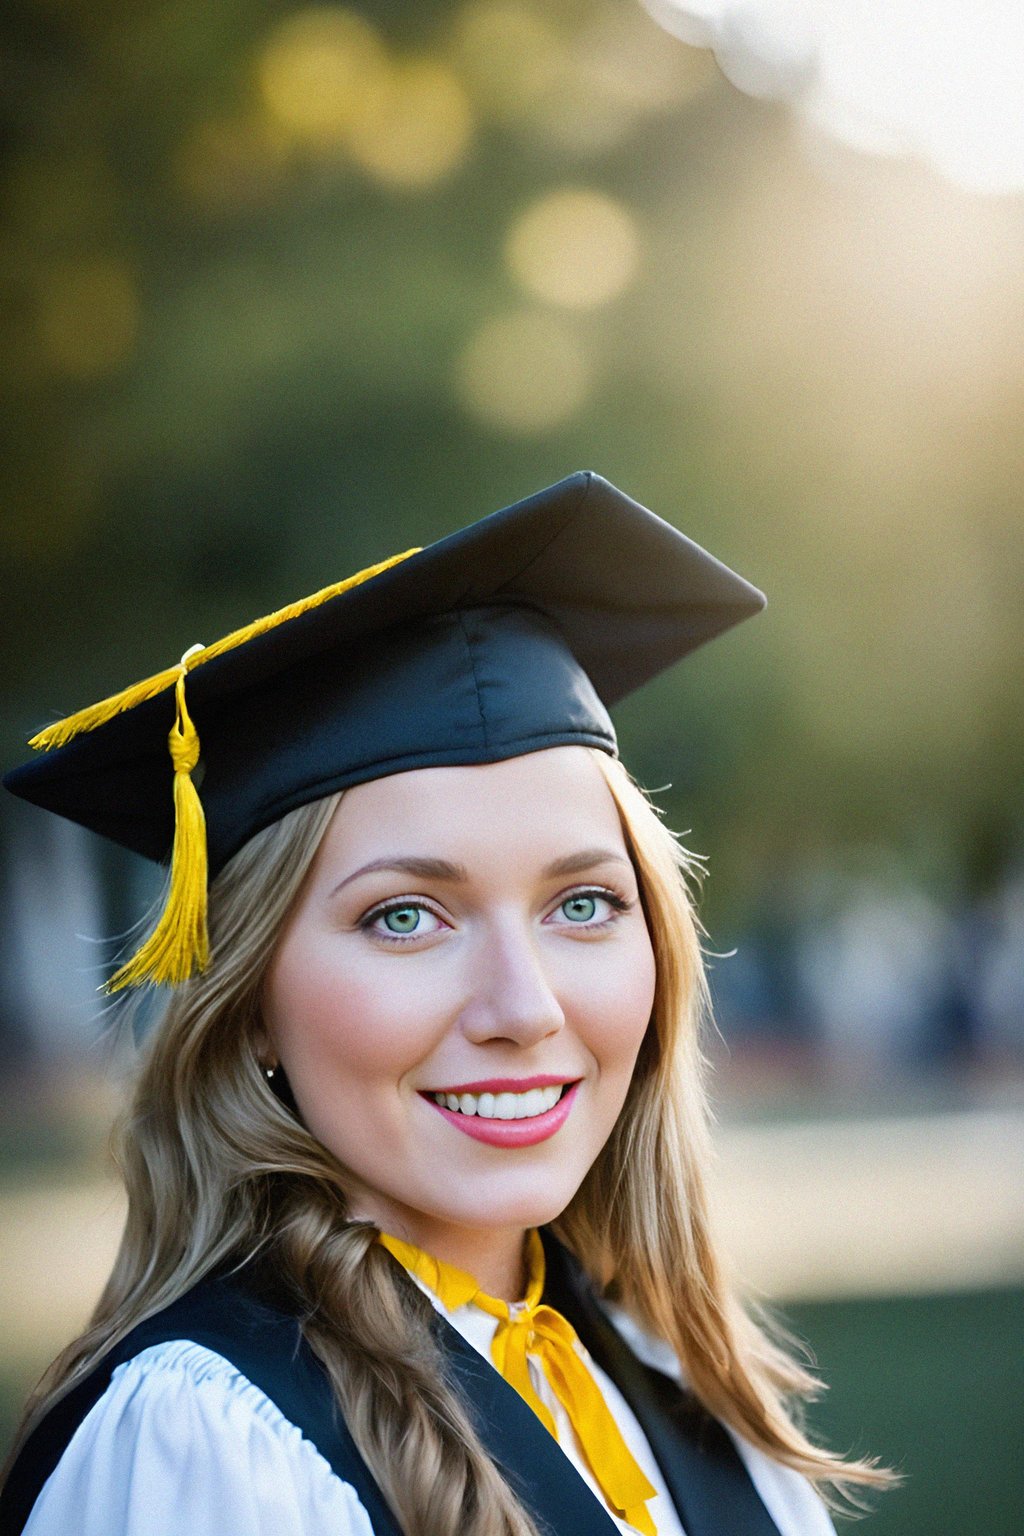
<box><xmin>431</xmin><ymin>1177</ymin><xmax>584</xmax><ymax>1233</ymax></box>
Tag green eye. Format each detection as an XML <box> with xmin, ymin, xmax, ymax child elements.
<box><xmin>561</xmin><ymin>894</ymin><xmax>598</xmax><ymax>923</ymax></box>
<box><xmin>365</xmin><ymin>902</ymin><xmax>446</xmax><ymax>941</ymax></box>
<box><xmin>383</xmin><ymin>906</ymin><xmax>422</xmax><ymax>934</ymax></box>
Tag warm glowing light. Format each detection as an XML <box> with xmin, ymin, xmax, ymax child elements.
<box><xmin>505</xmin><ymin>188</ymin><xmax>641</xmax><ymax>309</ymax></box>
<box><xmin>455</xmin><ymin>311</ymin><xmax>590</xmax><ymax>432</ymax></box>
<box><xmin>454</xmin><ymin>0</ymin><xmax>713</xmax><ymax>153</ymax></box>
<box><xmin>258</xmin><ymin>10</ymin><xmax>471</xmax><ymax>186</ymax></box>
<box><xmin>344</xmin><ymin>57</ymin><xmax>473</xmax><ymax>187</ymax></box>
<box><xmin>36</xmin><ymin>256</ymin><xmax>139</xmax><ymax>379</ymax></box>
<box><xmin>258</xmin><ymin>7</ymin><xmax>387</xmax><ymax>145</ymax></box>
<box><xmin>642</xmin><ymin>0</ymin><xmax>1024</xmax><ymax>194</ymax></box>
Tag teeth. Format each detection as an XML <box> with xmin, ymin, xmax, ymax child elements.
<box><xmin>432</xmin><ymin>1084</ymin><xmax>566</xmax><ymax>1118</ymax></box>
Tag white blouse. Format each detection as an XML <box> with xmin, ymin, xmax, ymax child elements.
<box><xmin>23</xmin><ymin>1296</ymin><xmax>836</xmax><ymax>1536</ymax></box>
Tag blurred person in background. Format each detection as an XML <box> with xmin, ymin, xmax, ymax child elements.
<box><xmin>0</xmin><ymin>474</ymin><xmax>892</xmax><ymax>1536</ymax></box>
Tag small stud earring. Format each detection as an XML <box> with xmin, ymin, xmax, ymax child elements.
<box><xmin>263</xmin><ymin>1063</ymin><xmax>277</xmax><ymax>1081</ymax></box>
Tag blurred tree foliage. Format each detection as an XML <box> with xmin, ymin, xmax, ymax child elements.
<box><xmin>2</xmin><ymin>0</ymin><xmax>1022</xmax><ymax>935</ymax></box>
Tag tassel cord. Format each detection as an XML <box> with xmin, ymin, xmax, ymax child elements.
<box><xmin>104</xmin><ymin>665</ymin><xmax>208</xmax><ymax>992</ymax></box>
<box><xmin>25</xmin><ymin>550</ymin><xmax>422</xmax><ymax>990</ymax></box>
<box><xmin>28</xmin><ymin>548</ymin><xmax>420</xmax><ymax>754</ymax></box>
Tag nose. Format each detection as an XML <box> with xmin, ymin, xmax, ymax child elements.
<box><xmin>457</xmin><ymin>921</ymin><xmax>566</xmax><ymax>1047</ymax></box>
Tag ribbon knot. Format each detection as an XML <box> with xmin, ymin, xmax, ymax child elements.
<box><xmin>380</xmin><ymin>1231</ymin><xmax>658</xmax><ymax>1535</ymax></box>
<box><xmin>168</xmin><ymin>668</ymin><xmax>200</xmax><ymax>775</ymax></box>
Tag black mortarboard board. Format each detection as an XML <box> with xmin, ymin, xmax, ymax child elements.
<box><xmin>4</xmin><ymin>470</ymin><xmax>765</xmax><ymax>990</ymax></box>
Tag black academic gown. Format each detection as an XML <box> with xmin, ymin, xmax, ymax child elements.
<box><xmin>0</xmin><ymin>1232</ymin><xmax>783</xmax><ymax>1536</ymax></box>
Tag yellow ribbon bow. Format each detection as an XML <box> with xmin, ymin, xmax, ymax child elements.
<box><xmin>379</xmin><ymin>1230</ymin><xmax>658</xmax><ymax>1536</ymax></box>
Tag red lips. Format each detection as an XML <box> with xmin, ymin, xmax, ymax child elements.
<box><xmin>421</xmin><ymin>1081</ymin><xmax>580</xmax><ymax>1148</ymax></box>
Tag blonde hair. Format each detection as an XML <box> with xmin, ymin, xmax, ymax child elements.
<box><xmin>5</xmin><ymin>751</ymin><xmax>893</xmax><ymax>1530</ymax></box>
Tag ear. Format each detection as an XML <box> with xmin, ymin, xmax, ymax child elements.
<box><xmin>252</xmin><ymin>1021</ymin><xmax>277</xmax><ymax>1070</ymax></box>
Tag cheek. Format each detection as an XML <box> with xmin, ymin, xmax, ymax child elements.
<box><xmin>263</xmin><ymin>937</ymin><xmax>435</xmax><ymax>1102</ymax></box>
<box><xmin>569</xmin><ymin>928</ymin><xmax>657</xmax><ymax>1071</ymax></box>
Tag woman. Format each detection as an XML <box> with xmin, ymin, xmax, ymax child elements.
<box><xmin>1</xmin><ymin>472</ymin><xmax>891</xmax><ymax>1535</ymax></box>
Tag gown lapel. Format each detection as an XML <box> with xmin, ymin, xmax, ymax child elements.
<box><xmin>539</xmin><ymin>1230</ymin><xmax>783</xmax><ymax>1536</ymax></box>
<box><xmin>3</xmin><ymin>1248</ymin><xmax>787</xmax><ymax>1536</ymax></box>
<box><xmin>432</xmin><ymin>1309</ymin><xmax>626</xmax><ymax>1536</ymax></box>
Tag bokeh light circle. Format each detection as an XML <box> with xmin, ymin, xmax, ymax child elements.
<box><xmin>258</xmin><ymin>8</ymin><xmax>387</xmax><ymax>145</ymax></box>
<box><xmin>505</xmin><ymin>188</ymin><xmax>641</xmax><ymax>309</ymax></box>
<box><xmin>344</xmin><ymin>57</ymin><xmax>474</xmax><ymax>187</ymax></box>
<box><xmin>455</xmin><ymin>310</ymin><xmax>591</xmax><ymax>433</ymax></box>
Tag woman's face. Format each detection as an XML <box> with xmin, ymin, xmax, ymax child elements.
<box><xmin>261</xmin><ymin>746</ymin><xmax>656</xmax><ymax>1269</ymax></box>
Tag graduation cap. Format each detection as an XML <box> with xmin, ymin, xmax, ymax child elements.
<box><xmin>4</xmin><ymin>471</ymin><xmax>765</xmax><ymax>992</ymax></box>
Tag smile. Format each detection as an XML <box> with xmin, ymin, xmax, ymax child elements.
<box><xmin>419</xmin><ymin>1079</ymin><xmax>581</xmax><ymax>1148</ymax></box>
<box><xmin>430</xmin><ymin>1084</ymin><xmax>566</xmax><ymax>1119</ymax></box>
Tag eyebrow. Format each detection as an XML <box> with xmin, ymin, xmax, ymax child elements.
<box><xmin>329</xmin><ymin>847</ymin><xmax>632</xmax><ymax>898</ymax></box>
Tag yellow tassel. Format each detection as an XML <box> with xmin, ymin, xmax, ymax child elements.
<box><xmin>197</xmin><ymin>547</ymin><xmax>422</xmax><ymax>666</ymax></box>
<box><xmin>28</xmin><ymin>664</ymin><xmax>185</xmax><ymax>752</ymax></box>
<box><xmin>105</xmin><ymin>661</ymin><xmax>209</xmax><ymax>992</ymax></box>
<box><xmin>26</xmin><ymin>545</ymin><xmax>422</xmax><ymax>992</ymax></box>
<box><xmin>28</xmin><ymin>546</ymin><xmax>421</xmax><ymax>754</ymax></box>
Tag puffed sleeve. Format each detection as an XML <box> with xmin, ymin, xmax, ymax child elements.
<box><xmin>22</xmin><ymin>1341</ymin><xmax>378</xmax><ymax>1536</ymax></box>
<box><xmin>603</xmin><ymin>1304</ymin><xmax>837</xmax><ymax>1536</ymax></box>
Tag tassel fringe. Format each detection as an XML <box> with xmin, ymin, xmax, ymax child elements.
<box><xmin>105</xmin><ymin>666</ymin><xmax>209</xmax><ymax>992</ymax></box>
<box><xmin>27</xmin><ymin>545</ymin><xmax>421</xmax><ymax>990</ymax></box>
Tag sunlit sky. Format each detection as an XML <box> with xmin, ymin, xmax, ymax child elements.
<box><xmin>643</xmin><ymin>0</ymin><xmax>1024</xmax><ymax>194</ymax></box>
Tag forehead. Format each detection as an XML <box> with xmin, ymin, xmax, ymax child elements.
<box><xmin>317</xmin><ymin>747</ymin><xmax>626</xmax><ymax>864</ymax></box>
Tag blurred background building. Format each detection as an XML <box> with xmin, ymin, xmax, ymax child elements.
<box><xmin>2</xmin><ymin>1</ymin><xmax>1022</xmax><ymax>1530</ymax></box>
